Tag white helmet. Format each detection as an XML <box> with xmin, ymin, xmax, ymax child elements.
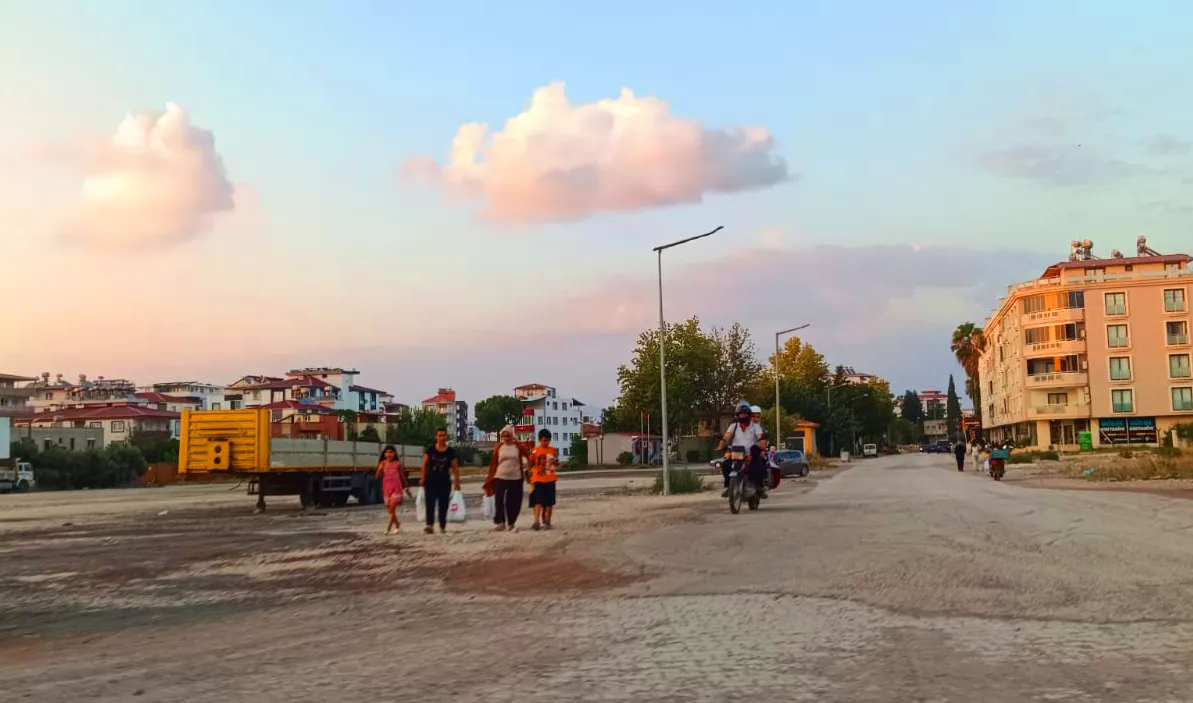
<box><xmin>750</xmin><ymin>405</ymin><xmax>762</xmax><ymax>415</ymax></box>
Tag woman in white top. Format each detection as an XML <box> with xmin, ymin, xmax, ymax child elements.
<box><xmin>485</xmin><ymin>425</ymin><xmax>531</xmax><ymax>531</ymax></box>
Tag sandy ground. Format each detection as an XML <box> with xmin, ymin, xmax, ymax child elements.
<box><xmin>5</xmin><ymin>456</ymin><xmax>1193</xmax><ymax>702</ymax></box>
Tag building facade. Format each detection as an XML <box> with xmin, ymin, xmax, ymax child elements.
<box><xmin>421</xmin><ymin>388</ymin><xmax>469</xmax><ymax>443</ymax></box>
<box><xmin>0</xmin><ymin>373</ymin><xmax>35</xmax><ymax>416</ymax></box>
<box><xmin>513</xmin><ymin>383</ymin><xmax>585</xmax><ymax>459</ymax></box>
<box><xmin>979</xmin><ymin>241</ymin><xmax>1192</xmax><ymax>449</ymax></box>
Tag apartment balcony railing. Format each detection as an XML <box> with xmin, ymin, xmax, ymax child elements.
<box><xmin>1168</xmin><ymin>334</ymin><xmax>1190</xmax><ymax>346</ymax></box>
<box><xmin>1021</xmin><ymin>306</ymin><xmax>1085</xmax><ymax>327</ymax></box>
<box><xmin>1026</xmin><ymin>371</ymin><xmax>1088</xmax><ymax>388</ymax></box>
<box><xmin>1027</xmin><ymin>403</ymin><xmax>1090</xmax><ymax>419</ymax></box>
<box><xmin>1024</xmin><ymin>339</ymin><xmax>1085</xmax><ymax>357</ymax></box>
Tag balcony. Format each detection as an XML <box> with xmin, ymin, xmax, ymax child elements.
<box><xmin>1021</xmin><ymin>306</ymin><xmax>1085</xmax><ymax>327</ymax></box>
<box><xmin>1027</xmin><ymin>403</ymin><xmax>1090</xmax><ymax>419</ymax></box>
<box><xmin>1023</xmin><ymin>339</ymin><xmax>1085</xmax><ymax>358</ymax></box>
<box><xmin>1168</xmin><ymin>333</ymin><xmax>1190</xmax><ymax>346</ymax></box>
<box><xmin>1027</xmin><ymin>371</ymin><xmax>1088</xmax><ymax>388</ymax></box>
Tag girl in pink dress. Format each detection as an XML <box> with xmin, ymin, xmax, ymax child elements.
<box><xmin>375</xmin><ymin>445</ymin><xmax>411</xmax><ymax>534</ymax></box>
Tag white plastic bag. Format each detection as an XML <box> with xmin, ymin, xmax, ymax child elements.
<box><xmin>415</xmin><ymin>487</ymin><xmax>425</xmax><ymax>515</ymax></box>
<box><xmin>482</xmin><ymin>494</ymin><xmax>496</xmax><ymax>520</ymax></box>
<box><xmin>448</xmin><ymin>490</ymin><xmax>467</xmax><ymax>522</ymax></box>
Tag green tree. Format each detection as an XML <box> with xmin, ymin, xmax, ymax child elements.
<box><xmin>888</xmin><ymin>416</ymin><xmax>919</xmax><ymax>445</ymax></box>
<box><xmin>358</xmin><ymin>426</ymin><xmax>381</xmax><ymax>444</ymax></box>
<box><xmin>335</xmin><ymin>409</ymin><xmax>360</xmax><ymax>440</ymax></box>
<box><xmin>568</xmin><ymin>434</ymin><xmax>588</xmax><ymax>467</ymax></box>
<box><xmin>474</xmin><ymin>395</ymin><xmax>524</xmax><ymax>435</ymax></box>
<box><xmin>599</xmin><ymin>404</ymin><xmax>637</xmax><ymax>432</ymax></box>
<box><xmin>900</xmin><ymin>390</ymin><xmax>923</xmax><ymax>423</ymax></box>
<box><xmin>952</xmin><ymin>322</ymin><xmax>987</xmax><ymax>411</ymax></box>
<box><xmin>945</xmin><ymin>375</ymin><xmax>962</xmax><ymax>439</ymax></box>
<box><xmin>697</xmin><ymin>323</ymin><xmax>763</xmax><ymax>431</ymax></box>
<box><xmin>128</xmin><ymin>431</ymin><xmax>179</xmax><ymax>464</ymax></box>
<box><xmin>613</xmin><ymin>317</ymin><xmax>723</xmax><ymax>436</ymax></box>
<box><xmin>385</xmin><ymin>408</ymin><xmax>443</xmax><ymax>448</ymax></box>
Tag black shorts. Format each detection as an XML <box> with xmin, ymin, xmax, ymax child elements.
<box><xmin>531</xmin><ymin>481</ymin><xmax>556</xmax><ymax>507</ymax></box>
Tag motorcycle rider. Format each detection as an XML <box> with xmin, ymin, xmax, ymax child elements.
<box><xmin>716</xmin><ymin>402</ymin><xmax>767</xmax><ymax>498</ymax></box>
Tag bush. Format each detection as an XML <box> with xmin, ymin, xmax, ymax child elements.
<box><xmin>32</xmin><ymin>444</ymin><xmax>148</xmax><ymax>490</ymax></box>
<box><xmin>1154</xmin><ymin>445</ymin><xmax>1182</xmax><ymax>458</ymax></box>
<box><xmin>453</xmin><ymin>444</ymin><xmax>479</xmax><ymax>465</ymax></box>
<box><xmin>568</xmin><ymin>435</ymin><xmax>588</xmax><ymax>467</ymax></box>
<box><xmin>477</xmin><ymin>450</ymin><xmax>493</xmax><ymax>467</ymax></box>
<box><xmin>1007</xmin><ymin>450</ymin><xmax>1059</xmax><ymax>464</ymax></box>
<box><xmin>651</xmin><ymin>468</ymin><xmax>704</xmax><ymax>494</ymax></box>
<box><xmin>357</xmin><ymin>426</ymin><xmax>381</xmax><ymax>444</ymax></box>
<box><xmin>616</xmin><ymin>451</ymin><xmax>634</xmax><ymax>466</ymax></box>
<box><xmin>127</xmin><ymin>433</ymin><xmax>179</xmax><ymax>464</ymax></box>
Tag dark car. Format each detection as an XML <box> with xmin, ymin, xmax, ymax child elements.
<box><xmin>774</xmin><ymin>449</ymin><xmax>810</xmax><ymax>477</ymax></box>
<box><xmin>921</xmin><ymin>442</ymin><xmax>950</xmax><ymax>454</ymax></box>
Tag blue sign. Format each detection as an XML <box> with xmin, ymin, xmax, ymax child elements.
<box><xmin>1097</xmin><ymin>417</ymin><xmax>1157</xmax><ymax>444</ymax></box>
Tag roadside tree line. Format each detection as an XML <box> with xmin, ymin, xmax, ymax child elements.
<box><xmin>593</xmin><ymin>317</ymin><xmax>897</xmax><ymax>457</ymax></box>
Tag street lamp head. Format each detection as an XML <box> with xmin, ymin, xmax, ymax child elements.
<box><xmin>652</xmin><ymin>226</ymin><xmax>724</xmax><ymax>252</ymax></box>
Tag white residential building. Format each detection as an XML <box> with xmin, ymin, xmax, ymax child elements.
<box><xmin>513</xmin><ymin>383</ymin><xmax>586</xmax><ymax>458</ymax></box>
<box><xmin>142</xmin><ymin>381</ymin><xmax>226</xmax><ymax>410</ymax></box>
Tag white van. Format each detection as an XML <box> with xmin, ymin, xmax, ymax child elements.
<box><xmin>862</xmin><ymin>443</ymin><xmax>878</xmax><ymax>458</ymax></box>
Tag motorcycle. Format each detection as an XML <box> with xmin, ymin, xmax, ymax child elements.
<box><xmin>989</xmin><ymin>445</ymin><xmax>1010</xmax><ymax>481</ymax></box>
<box><xmin>713</xmin><ymin>445</ymin><xmax>767</xmax><ymax>514</ymax></box>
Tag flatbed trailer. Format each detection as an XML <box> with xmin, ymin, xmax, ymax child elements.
<box><xmin>178</xmin><ymin>409</ymin><xmax>423</xmax><ymax>510</ymax></box>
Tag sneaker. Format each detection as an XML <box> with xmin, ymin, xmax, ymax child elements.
<box><xmin>424</xmin><ymin>526</ymin><xmax>434</xmax><ymax>534</ymax></box>
<box><xmin>439</xmin><ymin>527</ymin><xmax>446</xmax><ymax>534</ymax></box>
<box><xmin>494</xmin><ymin>524</ymin><xmax>508</xmax><ymax>532</ymax></box>
<box><xmin>721</xmin><ymin>488</ymin><xmax>730</xmax><ymax>497</ymax></box>
<box><xmin>543</xmin><ymin>523</ymin><xmax>553</xmax><ymax>531</ymax></box>
<box><xmin>531</xmin><ymin>522</ymin><xmax>541</xmax><ymax>531</ymax></box>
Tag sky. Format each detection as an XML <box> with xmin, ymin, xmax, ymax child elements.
<box><xmin>2</xmin><ymin>1</ymin><xmax>1193</xmax><ymax>411</ymax></box>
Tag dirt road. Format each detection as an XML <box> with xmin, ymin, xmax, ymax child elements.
<box><xmin>5</xmin><ymin>455</ymin><xmax>1193</xmax><ymax>701</ymax></box>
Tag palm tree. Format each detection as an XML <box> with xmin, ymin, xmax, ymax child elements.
<box><xmin>951</xmin><ymin>322</ymin><xmax>987</xmax><ymax>410</ymax></box>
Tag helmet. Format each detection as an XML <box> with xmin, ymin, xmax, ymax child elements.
<box><xmin>734</xmin><ymin>402</ymin><xmax>751</xmax><ymax>415</ymax></box>
<box><xmin>750</xmin><ymin>405</ymin><xmax>762</xmax><ymax>415</ymax></box>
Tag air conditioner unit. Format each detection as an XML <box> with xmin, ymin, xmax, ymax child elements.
<box><xmin>1080</xmin><ymin>360</ymin><xmax>1088</xmax><ymax>370</ymax></box>
<box><xmin>1079</xmin><ymin>329</ymin><xmax>1086</xmax><ymax>338</ymax></box>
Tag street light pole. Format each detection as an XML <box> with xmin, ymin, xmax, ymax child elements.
<box><xmin>774</xmin><ymin>324</ymin><xmax>810</xmax><ymax>449</ymax></box>
<box><xmin>654</xmin><ymin>226</ymin><xmax>724</xmax><ymax>495</ymax></box>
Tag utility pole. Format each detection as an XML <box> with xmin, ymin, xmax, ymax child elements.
<box><xmin>653</xmin><ymin>226</ymin><xmax>723</xmax><ymax>495</ymax></box>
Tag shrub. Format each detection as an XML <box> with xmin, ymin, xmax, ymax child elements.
<box><xmin>1153</xmin><ymin>445</ymin><xmax>1182</xmax><ymax>458</ymax></box>
<box><xmin>453</xmin><ymin>444</ymin><xmax>479</xmax><ymax>465</ymax></box>
<box><xmin>616</xmin><ymin>451</ymin><xmax>634</xmax><ymax>466</ymax></box>
<box><xmin>32</xmin><ymin>444</ymin><xmax>148</xmax><ymax>490</ymax></box>
<box><xmin>357</xmin><ymin>426</ymin><xmax>381</xmax><ymax>444</ymax></box>
<box><xmin>652</xmin><ymin>468</ymin><xmax>704</xmax><ymax>494</ymax></box>
<box><xmin>478</xmin><ymin>450</ymin><xmax>493</xmax><ymax>467</ymax></box>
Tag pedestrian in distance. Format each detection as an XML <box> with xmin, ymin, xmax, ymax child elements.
<box><xmin>376</xmin><ymin>445</ymin><xmax>412</xmax><ymax>534</ymax></box>
<box><xmin>954</xmin><ymin>439</ymin><xmax>966</xmax><ymax>471</ymax></box>
<box><xmin>485</xmin><ymin>425</ymin><xmax>531</xmax><ymax>532</ymax></box>
<box><xmin>971</xmin><ymin>441</ymin><xmax>981</xmax><ymax>471</ymax></box>
<box><xmin>529</xmin><ymin>428</ymin><xmax>559</xmax><ymax>530</ymax></box>
<box><xmin>421</xmin><ymin>428</ymin><xmax>461</xmax><ymax>534</ymax></box>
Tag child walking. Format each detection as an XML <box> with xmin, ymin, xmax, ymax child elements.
<box><xmin>375</xmin><ymin>445</ymin><xmax>412</xmax><ymax>534</ymax></box>
<box><xmin>529</xmin><ymin>429</ymin><xmax>559</xmax><ymax>531</ymax></box>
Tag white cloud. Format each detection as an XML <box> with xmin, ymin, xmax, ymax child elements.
<box><xmin>56</xmin><ymin>103</ymin><xmax>235</xmax><ymax>249</ymax></box>
<box><xmin>403</xmin><ymin>82</ymin><xmax>790</xmax><ymax>223</ymax></box>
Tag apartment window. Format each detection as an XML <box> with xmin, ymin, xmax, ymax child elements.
<box><xmin>1171</xmin><ymin>354</ymin><xmax>1191</xmax><ymax>379</ymax></box>
<box><xmin>1173</xmin><ymin>388</ymin><xmax>1193</xmax><ymax>411</ymax></box>
<box><xmin>1111</xmin><ymin>389</ymin><xmax>1134</xmax><ymax>413</ymax></box>
<box><xmin>1164</xmin><ymin>288</ymin><xmax>1187</xmax><ymax>313</ymax></box>
<box><xmin>1085</xmin><ymin>267</ymin><xmax>1105</xmax><ymax>278</ymax></box>
<box><xmin>1107</xmin><ymin>324</ymin><xmax>1129</xmax><ymax>348</ymax></box>
<box><xmin>44</xmin><ymin>439</ymin><xmax>52</xmax><ymax>451</ymax></box>
<box><xmin>1067</xmin><ymin>291</ymin><xmax>1085</xmax><ymax>308</ymax></box>
<box><xmin>553</xmin><ymin>402</ymin><xmax>558</xmax><ymax>411</ymax></box>
<box><xmin>1022</xmin><ymin>295</ymin><xmax>1045</xmax><ymax>314</ymax></box>
<box><xmin>88</xmin><ymin>421</ymin><xmax>102</xmax><ymax>428</ymax></box>
<box><xmin>1104</xmin><ymin>292</ymin><xmax>1126</xmax><ymax>316</ymax></box>
<box><xmin>211</xmin><ymin>402</ymin><xmax>221</xmax><ymax>410</ymax></box>
<box><xmin>86</xmin><ymin>438</ymin><xmax>96</xmax><ymax>450</ymax></box>
<box><xmin>561</xmin><ymin>402</ymin><xmax>568</xmax><ymax>411</ymax></box>
<box><xmin>1167</xmin><ymin>321</ymin><xmax>1189</xmax><ymax>345</ymax></box>
<box><xmin>1109</xmin><ymin>357</ymin><xmax>1132</xmax><ymax>381</ymax></box>
<box><xmin>1046</xmin><ymin>393</ymin><xmax>1068</xmax><ymax>405</ymax></box>
<box><xmin>69</xmin><ymin>438</ymin><xmax>76</xmax><ymax>450</ymax></box>
<box><xmin>1166</xmin><ymin>262</ymin><xmax>1181</xmax><ymax>274</ymax></box>
<box><xmin>562</xmin><ymin>447</ymin><xmax>569</xmax><ymax>457</ymax></box>
<box><xmin>552</xmin><ymin>432</ymin><xmax>558</xmax><ymax>441</ymax></box>
<box><xmin>1024</xmin><ymin>328</ymin><xmax>1047</xmax><ymax>345</ymax></box>
<box><xmin>111</xmin><ymin>421</ymin><xmax>126</xmax><ymax>433</ymax></box>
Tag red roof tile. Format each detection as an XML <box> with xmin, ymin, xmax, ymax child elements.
<box><xmin>135</xmin><ymin>392</ymin><xmax>202</xmax><ymax>405</ymax></box>
<box><xmin>422</xmin><ymin>389</ymin><xmax>457</xmax><ymax>404</ymax></box>
<box><xmin>350</xmin><ymin>384</ymin><xmax>386</xmax><ymax>394</ymax></box>
<box><xmin>259</xmin><ymin>400</ymin><xmax>338</xmax><ymax>414</ymax></box>
<box><xmin>28</xmin><ymin>405</ymin><xmax>180</xmax><ymax>422</ymax></box>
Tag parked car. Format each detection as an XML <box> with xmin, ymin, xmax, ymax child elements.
<box><xmin>774</xmin><ymin>449</ymin><xmax>810</xmax><ymax>477</ymax></box>
<box><xmin>921</xmin><ymin>442</ymin><xmax>950</xmax><ymax>454</ymax></box>
<box><xmin>862</xmin><ymin>443</ymin><xmax>878</xmax><ymax>458</ymax></box>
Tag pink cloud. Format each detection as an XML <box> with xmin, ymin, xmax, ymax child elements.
<box><xmin>403</xmin><ymin>82</ymin><xmax>790</xmax><ymax>223</ymax></box>
<box><xmin>47</xmin><ymin>103</ymin><xmax>236</xmax><ymax>250</ymax></box>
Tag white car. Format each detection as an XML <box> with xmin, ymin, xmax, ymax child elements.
<box><xmin>862</xmin><ymin>444</ymin><xmax>878</xmax><ymax>458</ymax></box>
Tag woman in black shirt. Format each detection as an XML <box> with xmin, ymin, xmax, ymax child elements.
<box><xmin>421</xmin><ymin>428</ymin><xmax>461</xmax><ymax>533</ymax></box>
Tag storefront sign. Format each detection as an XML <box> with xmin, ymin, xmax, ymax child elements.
<box><xmin>1097</xmin><ymin>417</ymin><xmax>1157</xmax><ymax>445</ymax></box>
<box><xmin>513</xmin><ymin>424</ymin><xmax>535</xmax><ymax>434</ymax></box>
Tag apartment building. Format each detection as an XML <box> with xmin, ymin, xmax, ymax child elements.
<box><xmin>143</xmin><ymin>381</ymin><xmax>225</xmax><ymax>409</ymax></box>
<box><xmin>0</xmin><ymin>373</ymin><xmax>35</xmax><ymax>416</ymax></box>
<box><xmin>979</xmin><ymin>239</ymin><xmax>1192</xmax><ymax>449</ymax></box>
<box><xmin>421</xmin><ymin>388</ymin><xmax>469</xmax><ymax>443</ymax></box>
<box><xmin>513</xmin><ymin>383</ymin><xmax>586</xmax><ymax>458</ymax></box>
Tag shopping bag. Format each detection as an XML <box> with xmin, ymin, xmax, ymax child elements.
<box><xmin>482</xmin><ymin>494</ymin><xmax>496</xmax><ymax>520</ymax></box>
<box><xmin>415</xmin><ymin>487</ymin><xmax>425</xmax><ymax>515</ymax></box>
<box><xmin>448</xmin><ymin>490</ymin><xmax>467</xmax><ymax>522</ymax></box>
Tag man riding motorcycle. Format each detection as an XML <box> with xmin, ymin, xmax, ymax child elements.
<box><xmin>716</xmin><ymin>402</ymin><xmax>767</xmax><ymax>499</ymax></box>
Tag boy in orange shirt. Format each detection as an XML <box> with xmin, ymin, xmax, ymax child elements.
<box><xmin>529</xmin><ymin>429</ymin><xmax>559</xmax><ymax>531</ymax></box>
